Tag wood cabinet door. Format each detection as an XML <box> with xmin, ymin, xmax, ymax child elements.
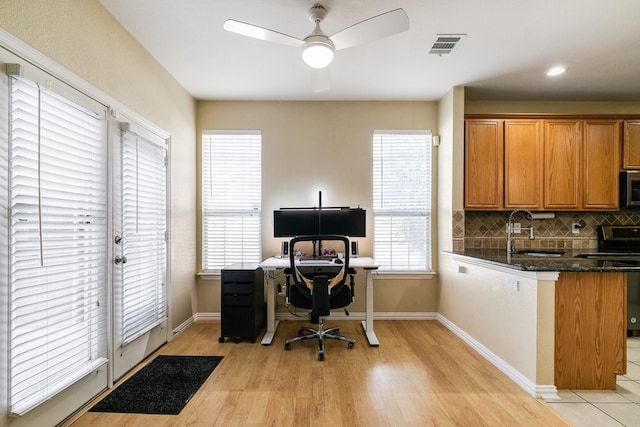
<box><xmin>623</xmin><ymin>120</ymin><xmax>640</xmax><ymax>169</ymax></box>
<box><xmin>464</xmin><ymin>119</ymin><xmax>504</xmax><ymax>209</ymax></box>
<box><xmin>555</xmin><ymin>272</ymin><xmax>626</xmax><ymax>390</ymax></box>
<box><xmin>544</xmin><ymin>120</ymin><xmax>582</xmax><ymax>209</ymax></box>
<box><xmin>583</xmin><ymin>120</ymin><xmax>621</xmax><ymax>210</ymax></box>
<box><xmin>504</xmin><ymin>120</ymin><xmax>543</xmax><ymax>209</ymax></box>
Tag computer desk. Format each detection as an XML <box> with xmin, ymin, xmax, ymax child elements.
<box><xmin>259</xmin><ymin>256</ymin><xmax>380</xmax><ymax>346</ymax></box>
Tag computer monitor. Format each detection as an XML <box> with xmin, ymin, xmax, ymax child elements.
<box><xmin>273</xmin><ymin>209</ymin><xmax>320</xmax><ymax>237</ymax></box>
<box><xmin>320</xmin><ymin>208</ymin><xmax>366</xmax><ymax>237</ymax></box>
<box><xmin>273</xmin><ymin>207</ymin><xmax>365</xmax><ymax>237</ymax></box>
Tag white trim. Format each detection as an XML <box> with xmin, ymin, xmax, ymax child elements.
<box><xmin>437</xmin><ymin>313</ymin><xmax>559</xmax><ymax>400</ymax></box>
<box><xmin>197</xmin><ymin>272</ymin><xmax>221</xmax><ymax>281</ymax></box>
<box><xmin>276</xmin><ymin>312</ymin><xmax>366</xmax><ymax>322</ymax></box>
<box><xmin>374</xmin><ymin>129</ymin><xmax>432</xmax><ymax>136</ymax></box>
<box><xmin>366</xmin><ymin>311</ymin><xmax>438</xmax><ymax>320</ymax></box>
<box><xmin>373</xmin><ymin>271</ymin><xmax>437</xmax><ymax>280</ymax></box>
<box><xmin>193</xmin><ymin>313</ymin><xmax>220</xmax><ymax>322</ymax></box>
<box><xmin>172</xmin><ymin>315</ymin><xmax>196</xmax><ymax>334</ymax></box>
<box><xmin>193</xmin><ymin>311</ymin><xmax>438</xmax><ymax>322</ymax></box>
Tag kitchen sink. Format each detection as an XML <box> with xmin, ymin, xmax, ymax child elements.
<box><xmin>515</xmin><ymin>249</ymin><xmax>566</xmax><ymax>257</ymax></box>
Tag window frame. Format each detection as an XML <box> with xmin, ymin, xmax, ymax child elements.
<box><xmin>201</xmin><ymin>130</ymin><xmax>262</xmax><ymax>273</ymax></box>
<box><xmin>372</xmin><ymin>130</ymin><xmax>433</xmax><ymax>274</ymax></box>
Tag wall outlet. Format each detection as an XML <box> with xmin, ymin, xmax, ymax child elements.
<box><xmin>571</xmin><ymin>222</ymin><xmax>581</xmax><ymax>234</ymax></box>
<box><xmin>506</xmin><ymin>278</ymin><xmax>519</xmax><ymax>291</ymax></box>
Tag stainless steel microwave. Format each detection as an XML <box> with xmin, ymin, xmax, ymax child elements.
<box><xmin>620</xmin><ymin>171</ymin><xmax>640</xmax><ymax>208</ymax></box>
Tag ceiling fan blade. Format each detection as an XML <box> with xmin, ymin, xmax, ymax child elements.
<box><xmin>224</xmin><ymin>20</ymin><xmax>304</xmax><ymax>48</ymax></box>
<box><xmin>311</xmin><ymin>68</ymin><xmax>331</xmax><ymax>93</ymax></box>
<box><xmin>330</xmin><ymin>8</ymin><xmax>409</xmax><ymax>51</ymax></box>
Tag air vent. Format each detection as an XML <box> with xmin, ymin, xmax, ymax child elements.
<box><xmin>429</xmin><ymin>34</ymin><xmax>466</xmax><ymax>55</ymax></box>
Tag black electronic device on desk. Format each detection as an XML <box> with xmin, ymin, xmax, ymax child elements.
<box><xmin>273</xmin><ymin>192</ymin><xmax>366</xmax><ymax>259</ymax></box>
<box><xmin>219</xmin><ymin>263</ymin><xmax>265</xmax><ymax>343</ymax></box>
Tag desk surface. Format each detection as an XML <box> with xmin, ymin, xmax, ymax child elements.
<box><xmin>260</xmin><ymin>256</ymin><xmax>379</xmax><ymax>270</ymax></box>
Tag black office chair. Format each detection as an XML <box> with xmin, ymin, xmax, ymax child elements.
<box><xmin>284</xmin><ymin>234</ymin><xmax>356</xmax><ymax>361</ymax></box>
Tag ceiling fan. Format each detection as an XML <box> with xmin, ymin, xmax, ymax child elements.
<box><xmin>224</xmin><ymin>4</ymin><xmax>409</xmax><ymax>92</ymax></box>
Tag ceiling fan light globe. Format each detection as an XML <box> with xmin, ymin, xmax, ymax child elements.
<box><xmin>302</xmin><ymin>37</ymin><xmax>334</xmax><ymax>68</ymax></box>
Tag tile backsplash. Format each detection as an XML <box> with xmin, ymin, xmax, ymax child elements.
<box><xmin>455</xmin><ymin>210</ymin><xmax>640</xmax><ymax>251</ymax></box>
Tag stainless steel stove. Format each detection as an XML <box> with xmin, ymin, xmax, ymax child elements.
<box><xmin>597</xmin><ymin>225</ymin><xmax>640</xmax><ymax>331</ymax></box>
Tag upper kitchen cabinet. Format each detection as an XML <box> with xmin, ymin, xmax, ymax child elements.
<box><xmin>583</xmin><ymin>120</ymin><xmax>621</xmax><ymax>210</ymax></box>
<box><xmin>464</xmin><ymin>119</ymin><xmax>504</xmax><ymax>209</ymax></box>
<box><xmin>623</xmin><ymin>120</ymin><xmax>640</xmax><ymax>169</ymax></box>
<box><xmin>464</xmin><ymin>116</ymin><xmax>624</xmax><ymax>212</ymax></box>
<box><xmin>504</xmin><ymin>120</ymin><xmax>543</xmax><ymax>210</ymax></box>
<box><xmin>544</xmin><ymin>120</ymin><xmax>582</xmax><ymax>210</ymax></box>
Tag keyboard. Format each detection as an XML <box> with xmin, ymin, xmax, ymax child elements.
<box><xmin>298</xmin><ymin>257</ymin><xmax>342</xmax><ymax>265</ymax></box>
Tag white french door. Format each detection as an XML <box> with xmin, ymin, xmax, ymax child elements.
<box><xmin>112</xmin><ymin>121</ymin><xmax>169</xmax><ymax>381</ymax></box>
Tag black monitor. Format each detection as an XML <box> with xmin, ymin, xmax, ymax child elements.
<box><xmin>320</xmin><ymin>208</ymin><xmax>366</xmax><ymax>237</ymax></box>
<box><xmin>273</xmin><ymin>207</ymin><xmax>365</xmax><ymax>238</ymax></box>
<box><xmin>273</xmin><ymin>209</ymin><xmax>320</xmax><ymax>237</ymax></box>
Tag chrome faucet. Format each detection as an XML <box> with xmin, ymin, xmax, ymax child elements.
<box><xmin>506</xmin><ymin>208</ymin><xmax>535</xmax><ymax>255</ymax></box>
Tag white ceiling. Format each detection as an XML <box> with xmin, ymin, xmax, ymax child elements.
<box><xmin>98</xmin><ymin>0</ymin><xmax>640</xmax><ymax>102</ymax></box>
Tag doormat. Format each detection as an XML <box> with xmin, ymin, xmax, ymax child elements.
<box><xmin>89</xmin><ymin>355</ymin><xmax>223</xmax><ymax>415</ymax></box>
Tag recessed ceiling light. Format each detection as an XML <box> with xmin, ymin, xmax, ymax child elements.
<box><xmin>546</xmin><ymin>66</ymin><xmax>567</xmax><ymax>76</ymax></box>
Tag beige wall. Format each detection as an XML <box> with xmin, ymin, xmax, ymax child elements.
<box><xmin>0</xmin><ymin>0</ymin><xmax>198</xmax><ymax>329</ymax></box>
<box><xmin>196</xmin><ymin>101</ymin><xmax>440</xmax><ymax>314</ymax></box>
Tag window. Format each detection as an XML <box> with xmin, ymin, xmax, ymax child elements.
<box><xmin>7</xmin><ymin>73</ymin><xmax>108</xmax><ymax>415</ymax></box>
<box><xmin>202</xmin><ymin>131</ymin><xmax>261</xmax><ymax>271</ymax></box>
<box><xmin>372</xmin><ymin>131</ymin><xmax>432</xmax><ymax>272</ymax></box>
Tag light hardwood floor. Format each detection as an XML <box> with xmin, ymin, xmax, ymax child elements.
<box><xmin>64</xmin><ymin>320</ymin><xmax>571</xmax><ymax>426</ymax></box>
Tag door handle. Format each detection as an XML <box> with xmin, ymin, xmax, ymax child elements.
<box><xmin>114</xmin><ymin>255</ymin><xmax>128</xmax><ymax>265</ymax></box>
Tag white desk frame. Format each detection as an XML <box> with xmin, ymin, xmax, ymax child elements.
<box><xmin>259</xmin><ymin>256</ymin><xmax>380</xmax><ymax>346</ymax></box>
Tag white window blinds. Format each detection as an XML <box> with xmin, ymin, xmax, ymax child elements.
<box><xmin>372</xmin><ymin>131</ymin><xmax>432</xmax><ymax>271</ymax></box>
<box><xmin>8</xmin><ymin>75</ymin><xmax>108</xmax><ymax>415</ymax></box>
<box><xmin>120</xmin><ymin>127</ymin><xmax>168</xmax><ymax>345</ymax></box>
<box><xmin>202</xmin><ymin>131</ymin><xmax>261</xmax><ymax>271</ymax></box>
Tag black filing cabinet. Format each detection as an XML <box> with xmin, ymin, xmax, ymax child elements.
<box><xmin>219</xmin><ymin>264</ymin><xmax>265</xmax><ymax>343</ymax></box>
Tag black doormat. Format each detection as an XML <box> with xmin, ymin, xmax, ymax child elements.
<box><xmin>89</xmin><ymin>355</ymin><xmax>223</xmax><ymax>415</ymax></box>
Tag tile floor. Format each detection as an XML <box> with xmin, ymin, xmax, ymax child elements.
<box><xmin>546</xmin><ymin>336</ymin><xmax>640</xmax><ymax>427</ymax></box>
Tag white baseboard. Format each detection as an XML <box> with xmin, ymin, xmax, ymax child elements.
<box><xmin>193</xmin><ymin>312</ymin><xmax>221</xmax><ymax>322</ymax></box>
<box><xmin>437</xmin><ymin>314</ymin><xmax>558</xmax><ymax>400</ymax></box>
<box><xmin>172</xmin><ymin>316</ymin><xmax>196</xmax><ymax>335</ymax></box>
<box><xmin>192</xmin><ymin>311</ymin><xmax>438</xmax><ymax>322</ymax></box>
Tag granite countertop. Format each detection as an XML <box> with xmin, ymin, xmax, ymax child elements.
<box><xmin>444</xmin><ymin>248</ymin><xmax>640</xmax><ymax>272</ymax></box>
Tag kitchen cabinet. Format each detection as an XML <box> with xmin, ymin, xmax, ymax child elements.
<box><xmin>464</xmin><ymin>116</ymin><xmax>622</xmax><ymax>211</ymax></box>
<box><xmin>504</xmin><ymin>119</ymin><xmax>543</xmax><ymax>209</ymax></box>
<box><xmin>544</xmin><ymin>119</ymin><xmax>620</xmax><ymax>210</ymax></box>
<box><xmin>543</xmin><ymin>120</ymin><xmax>582</xmax><ymax>209</ymax></box>
<box><xmin>623</xmin><ymin>120</ymin><xmax>640</xmax><ymax>169</ymax></box>
<box><xmin>555</xmin><ymin>272</ymin><xmax>626</xmax><ymax>390</ymax></box>
<box><xmin>583</xmin><ymin>120</ymin><xmax>621</xmax><ymax>209</ymax></box>
<box><xmin>464</xmin><ymin>119</ymin><xmax>503</xmax><ymax>209</ymax></box>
